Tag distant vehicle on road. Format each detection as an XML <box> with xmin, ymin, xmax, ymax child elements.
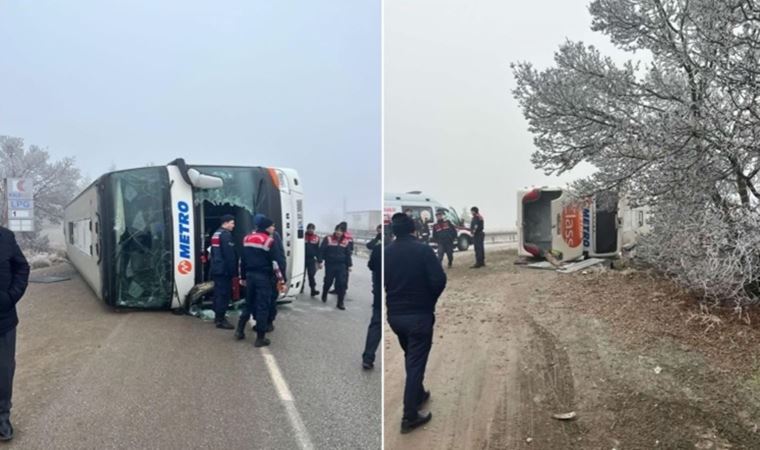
<box><xmin>384</xmin><ymin>191</ymin><xmax>472</xmax><ymax>251</ymax></box>
<box><xmin>64</xmin><ymin>158</ymin><xmax>305</xmax><ymax>310</ymax></box>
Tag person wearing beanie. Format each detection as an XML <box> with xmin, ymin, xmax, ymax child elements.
<box><xmin>304</xmin><ymin>223</ymin><xmax>321</xmax><ymax>297</ymax></box>
<box><xmin>237</xmin><ymin>215</ymin><xmax>284</xmax><ymax>347</ymax></box>
<box><xmin>251</xmin><ymin>213</ymin><xmax>287</xmax><ymax>332</ymax></box>
<box><xmin>209</xmin><ymin>214</ymin><xmax>238</xmax><ymax>330</ymax></box>
<box><xmin>385</xmin><ymin>212</ymin><xmax>447</xmax><ymax>433</ymax></box>
<box><xmin>318</xmin><ymin>224</ymin><xmax>352</xmax><ymax>310</ymax></box>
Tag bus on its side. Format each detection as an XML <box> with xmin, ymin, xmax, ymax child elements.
<box><xmin>64</xmin><ymin>159</ymin><xmax>305</xmax><ymax>310</ymax></box>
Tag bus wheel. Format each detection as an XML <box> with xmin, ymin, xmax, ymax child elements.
<box><xmin>458</xmin><ymin>235</ymin><xmax>470</xmax><ymax>251</ymax></box>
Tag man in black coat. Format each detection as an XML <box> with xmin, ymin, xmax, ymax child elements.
<box><xmin>361</xmin><ymin>225</ymin><xmax>382</xmax><ymax>369</ymax></box>
<box><xmin>385</xmin><ymin>213</ymin><xmax>446</xmax><ymax>434</ymax></box>
<box><xmin>470</xmin><ymin>206</ymin><xmax>486</xmax><ymax>268</ymax></box>
<box><xmin>0</xmin><ymin>226</ymin><xmax>30</xmax><ymax>441</ymax></box>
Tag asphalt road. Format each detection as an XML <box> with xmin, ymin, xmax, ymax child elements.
<box><xmin>8</xmin><ymin>258</ymin><xmax>380</xmax><ymax>449</ymax></box>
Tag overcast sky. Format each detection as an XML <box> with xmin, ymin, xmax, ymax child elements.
<box><xmin>0</xmin><ymin>1</ymin><xmax>380</xmax><ymax>231</ymax></box>
<box><xmin>384</xmin><ymin>0</ymin><xmax>633</xmax><ymax>230</ymax></box>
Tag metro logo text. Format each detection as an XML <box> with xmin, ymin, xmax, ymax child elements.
<box><xmin>177</xmin><ymin>201</ymin><xmax>192</xmax><ymax>264</ymax></box>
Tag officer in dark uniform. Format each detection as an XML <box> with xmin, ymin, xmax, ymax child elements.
<box><xmin>318</xmin><ymin>224</ymin><xmax>352</xmax><ymax>310</ymax></box>
<box><xmin>267</xmin><ymin>228</ymin><xmax>286</xmax><ymax>330</ymax></box>
<box><xmin>362</xmin><ymin>225</ymin><xmax>382</xmax><ymax>369</ymax></box>
<box><xmin>304</xmin><ymin>223</ymin><xmax>321</xmax><ymax>297</ymax></box>
<box><xmin>238</xmin><ymin>215</ymin><xmax>283</xmax><ymax>347</ymax></box>
<box><xmin>385</xmin><ymin>213</ymin><xmax>446</xmax><ymax>434</ymax></box>
<box><xmin>432</xmin><ymin>210</ymin><xmax>456</xmax><ymax>268</ymax></box>
<box><xmin>329</xmin><ymin>221</ymin><xmax>353</xmax><ymax>295</ymax></box>
<box><xmin>470</xmin><ymin>206</ymin><xmax>485</xmax><ymax>268</ymax></box>
<box><xmin>209</xmin><ymin>214</ymin><xmax>237</xmax><ymax>329</ymax></box>
<box><xmin>0</xmin><ymin>226</ymin><xmax>30</xmax><ymax>442</ymax></box>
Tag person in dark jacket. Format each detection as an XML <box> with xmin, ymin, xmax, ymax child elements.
<box><xmin>0</xmin><ymin>227</ymin><xmax>30</xmax><ymax>441</ymax></box>
<box><xmin>237</xmin><ymin>216</ymin><xmax>284</xmax><ymax>347</ymax></box>
<box><xmin>304</xmin><ymin>223</ymin><xmax>321</xmax><ymax>297</ymax></box>
<box><xmin>209</xmin><ymin>214</ymin><xmax>237</xmax><ymax>329</ymax></box>
<box><xmin>318</xmin><ymin>224</ymin><xmax>352</xmax><ymax>310</ymax></box>
<box><xmin>329</xmin><ymin>221</ymin><xmax>354</xmax><ymax>295</ymax></box>
<box><xmin>432</xmin><ymin>210</ymin><xmax>457</xmax><ymax>268</ymax></box>
<box><xmin>362</xmin><ymin>225</ymin><xmax>382</xmax><ymax>369</ymax></box>
<box><xmin>385</xmin><ymin>213</ymin><xmax>446</xmax><ymax>434</ymax></box>
<box><xmin>250</xmin><ymin>213</ymin><xmax>287</xmax><ymax>333</ymax></box>
<box><xmin>470</xmin><ymin>206</ymin><xmax>486</xmax><ymax>268</ymax></box>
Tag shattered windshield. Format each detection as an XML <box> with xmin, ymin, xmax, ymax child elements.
<box><xmin>193</xmin><ymin>167</ymin><xmax>259</xmax><ymax>212</ymax></box>
<box><xmin>111</xmin><ymin>168</ymin><xmax>172</xmax><ymax>308</ymax></box>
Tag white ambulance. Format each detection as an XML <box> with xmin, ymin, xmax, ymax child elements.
<box><xmin>384</xmin><ymin>191</ymin><xmax>473</xmax><ymax>250</ymax></box>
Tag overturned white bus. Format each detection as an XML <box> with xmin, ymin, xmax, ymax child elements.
<box><xmin>63</xmin><ymin>159</ymin><xmax>305</xmax><ymax>310</ymax></box>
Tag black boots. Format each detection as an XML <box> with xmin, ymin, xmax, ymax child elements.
<box><xmin>337</xmin><ymin>296</ymin><xmax>346</xmax><ymax>310</ymax></box>
<box><xmin>234</xmin><ymin>318</ymin><xmax>246</xmax><ymax>340</ymax></box>
<box><xmin>216</xmin><ymin>317</ymin><xmax>234</xmax><ymax>330</ymax></box>
<box><xmin>254</xmin><ymin>335</ymin><xmax>271</xmax><ymax>348</ymax></box>
<box><xmin>400</xmin><ymin>411</ymin><xmax>432</xmax><ymax>434</ymax></box>
<box><xmin>310</xmin><ymin>288</ymin><xmax>320</xmax><ymax>297</ymax></box>
<box><xmin>0</xmin><ymin>419</ymin><xmax>13</xmax><ymax>441</ymax></box>
<box><xmin>321</xmin><ymin>291</ymin><xmax>328</xmax><ymax>303</ymax></box>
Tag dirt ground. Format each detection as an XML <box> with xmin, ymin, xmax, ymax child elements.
<box><xmin>383</xmin><ymin>249</ymin><xmax>760</xmax><ymax>450</ymax></box>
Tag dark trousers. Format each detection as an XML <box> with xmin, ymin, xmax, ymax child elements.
<box><xmin>269</xmin><ymin>277</ymin><xmax>278</xmax><ymax>325</ymax></box>
<box><xmin>474</xmin><ymin>233</ymin><xmax>485</xmax><ymax>265</ymax></box>
<box><xmin>212</xmin><ymin>276</ymin><xmax>232</xmax><ymax>321</ymax></box>
<box><xmin>387</xmin><ymin>313</ymin><xmax>434</xmax><ymax>420</ymax></box>
<box><xmin>0</xmin><ymin>328</ymin><xmax>16</xmax><ymax>422</ymax></box>
<box><xmin>306</xmin><ymin>259</ymin><xmax>318</xmax><ymax>290</ymax></box>
<box><xmin>437</xmin><ymin>243</ymin><xmax>454</xmax><ymax>266</ymax></box>
<box><xmin>362</xmin><ymin>279</ymin><xmax>382</xmax><ymax>364</ymax></box>
<box><xmin>242</xmin><ymin>272</ymin><xmax>272</xmax><ymax>338</ymax></box>
<box><xmin>323</xmin><ymin>264</ymin><xmax>348</xmax><ymax>301</ymax></box>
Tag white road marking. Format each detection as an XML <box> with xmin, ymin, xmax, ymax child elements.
<box><xmin>260</xmin><ymin>347</ymin><xmax>315</xmax><ymax>450</ymax></box>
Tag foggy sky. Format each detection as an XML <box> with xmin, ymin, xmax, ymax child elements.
<box><xmin>0</xmin><ymin>1</ymin><xmax>380</xmax><ymax>231</ymax></box>
<box><xmin>384</xmin><ymin>0</ymin><xmax>634</xmax><ymax>230</ymax></box>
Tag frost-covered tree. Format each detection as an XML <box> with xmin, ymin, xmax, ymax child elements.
<box><xmin>513</xmin><ymin>0</ymin><xmax>760</xmax><ymax>306</ymax></box>
<box><xmin>0</xmin><ymin>136</ymin><xmax>83</xmax><ymax>250</ymax></box>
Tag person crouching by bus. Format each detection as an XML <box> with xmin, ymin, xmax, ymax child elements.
<box><xmin>210</xmin><ymin>214</ymin><xmax>237</xmax><ymax>330</ymax></box>
<box><xmin>432</xmin><ymin>210</ymin><xmax>456</xmax><ymax>268</ymax></box>
<box><xmin>0</xmin><ymin>226</ymin><xmax>30</xmax><ymax>442</ymax></box>
<box><xmin>239</xmin><ymin>216</ymin><xmax>282</xmax><ymax>348</ymax></box>
<box><xmin>304</xmin><ymin>223</ymin><xmax>321</xmax><ymax>297</ymax></box>
<box><xmin>319</xmin><ymin>224</ymin><xmax>352</xmax><ymax>310</ymax></box>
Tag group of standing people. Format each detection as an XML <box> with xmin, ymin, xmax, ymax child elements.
<box><xmin>405</xmin><ymin>206</ymin><xmax>487</xmax><ymax>269</ymax></box>
<box><xmin>209</xmin><ymin>213</ymin><xmax>286</xmax><ymax>348</ymax></box>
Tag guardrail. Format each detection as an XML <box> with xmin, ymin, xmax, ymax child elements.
<box><xmin>484</xmin><ymin>230</ymin><xmax>518</xmax><ymax>245</ymax></box>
